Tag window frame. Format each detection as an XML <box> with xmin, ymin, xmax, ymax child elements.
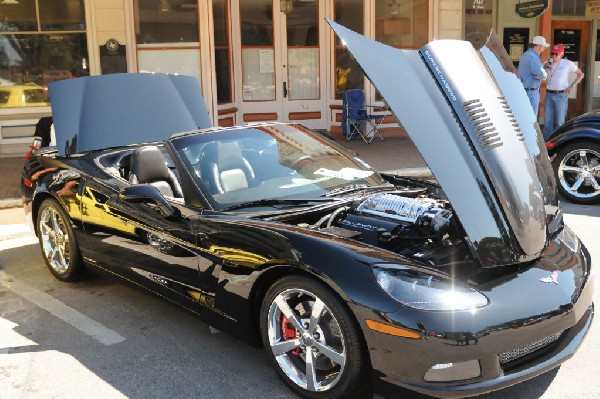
<box><xmin>0</xmin><ymin>0</ymin><xmax>88</xmax><ymax>108</ymax></box>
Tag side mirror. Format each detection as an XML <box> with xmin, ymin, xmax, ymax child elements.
<box><xmin>120</xmin><ymin>185</ymin><xmax>179</xmax><ymax>219</ymax></box>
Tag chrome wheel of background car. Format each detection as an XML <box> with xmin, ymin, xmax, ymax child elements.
<box><xmin>260</xmin><ymin>276</ymin><xmax>368</xmax><ymax>399</ymax></box>
<box><xmin>37</xmin><ymin>199</ymin><xmax>84</xmax><ymax>281</ymax></box>
<box><xmin>554</xmin><ymin>141</ymin><xmax>600</xmax><ymax>204</ymax></box>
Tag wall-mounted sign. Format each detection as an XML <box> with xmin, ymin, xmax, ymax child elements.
<box><xmin>259</xmin><ymin>49</ymin><xmax>274</xmax><ymax>74</ymax></box>
<box><xmin>515</xmin><ymin>0</ymin><xmax>548</xmax><ymax>18</ymax></box>
<box><xmin>100</xmin><ymin>39</ymin><xmax>127</xmax><ymax>75</ymax></box>
<box><xmin>586</xmin><ymin>0</ymin><xmax>600</xmax><ymax>17</ymax></box>
<box><xmin>553</xmin><ymin>29</ymin><xmax>581</xmax><ymax>62</ymax></box>
<box><xmin>503</xmin><ymin>28</ymin><xmax>529</xmax><ymax>67</ymax></box>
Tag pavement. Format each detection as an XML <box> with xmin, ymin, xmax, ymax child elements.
<box><xmin>0</xmin><ymin>155</ymin><xmax>26</xmax><ymax>211</ymax></box>
<box><xmin>0</xmin><ymin>136</ymin><xmax>428</xmax><ymax>227</ymax></box>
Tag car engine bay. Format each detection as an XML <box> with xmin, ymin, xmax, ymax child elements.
<box><xmin>272</xmin><ymin>180</ymin><xmax>472</xmax><ymax>269</ymax></box>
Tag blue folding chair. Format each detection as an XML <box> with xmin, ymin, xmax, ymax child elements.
<box><xmin>342</xmin><ymin>89</ymin><xmax>385</xmax><ymax>143</ymax></box>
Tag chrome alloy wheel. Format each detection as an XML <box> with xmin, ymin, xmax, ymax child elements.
<box><xmin>557</xmin><ymin>148</ymin><xmax>600</xmax><ymax>201</ymax></box>
<box><xmin>39</xmin><ymin>205</ymin><xmax>71</xmax><ymax>274</ymax></box>
<box><xmin>266</xmin><ymin>288</ymin><xmax>346</xmax><ymax>393</ymax></box>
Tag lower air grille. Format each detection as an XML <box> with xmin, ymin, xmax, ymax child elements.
<box><xmin>499</xmin><ymin>332</ymin><xmax>562</xmax><ymax>365</ymax></box>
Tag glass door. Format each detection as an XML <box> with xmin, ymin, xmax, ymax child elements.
<box><xmin>280</xmin><ymin>0</ymin><xmax>326</xmax><ymax>129</ymax></box>
<box><xmin>238</xmin><ymin>0</ymin><xmax>326</xmax><ymax>129</ymax></box>
<box><xmin>551</xmin><ymin>20</ymin><xmax>590</xmax><ymax>118</ymax></box>
<box><xmin>239</xmin><ymin>0</ymin><xmax>278</xmax><ymax>123</ymax></box>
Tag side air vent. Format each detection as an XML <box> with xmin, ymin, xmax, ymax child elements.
<box><xmin>463</xmin><ymin>99</ymin><xmax>502</xmax><ymax>151</ymax></box>
<box><xmin>498</xmin><ymin>97</ymin><xmax>524</xmax><ymax>141</ymax></box>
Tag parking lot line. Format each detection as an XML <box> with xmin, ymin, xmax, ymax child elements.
<box><xmin>0</xmin><ymin>271</ymin><xmax>125</xmax><ymax>346</ymax></box>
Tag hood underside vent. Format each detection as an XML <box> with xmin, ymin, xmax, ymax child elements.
<box><xmin>463</xmin><ymin>99</ymin><xmax>502</xmax><ymax>151</ymax></box>
<box><xmin>325</xmin><ymin>19</ymin><xmax>549</xmax><ymax>265</ymax></box>
<box><xmin>498</xmin><ymin>96</ymin><xmax>525</xmax><ymax>142</ymax></box>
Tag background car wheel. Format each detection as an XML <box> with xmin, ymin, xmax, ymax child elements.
<box><xmin>37</xmin><ymin>199</ymin><xmax>85</xmax><ymax>281</ymax></box>
<box><xmin>260</xmin><ymin>276</ymin><xmax>369</xmax><ymax>399</ymax></box>
<box><xmin>553</xmin><ymin>141</ymin><xmax>600</xmax><ymax>204</ymax></box>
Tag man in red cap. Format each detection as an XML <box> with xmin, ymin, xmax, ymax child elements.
<box><xmin>543</xmin><ymin>44</ymin><xmax>584</xmax><ymax>139</ymax></box>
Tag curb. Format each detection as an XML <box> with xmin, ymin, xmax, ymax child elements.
<box><xmin>0</xmin><ymin>224</ymin><xmax>33</xmax><ymax>241</ymax></box>
<box><xmin>0</xmin><ymin>199</ymin><xmax>21</xmax><ymax>210</ymax></box>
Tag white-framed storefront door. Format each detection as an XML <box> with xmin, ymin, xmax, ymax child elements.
<box><xmin>234</xmin><ymin>0</ymin><xmax>327</xmax><ymax>129</ymax></box>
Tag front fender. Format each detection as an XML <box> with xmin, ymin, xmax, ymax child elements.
<box><xmin>211</xmin><ymin>222</ymin><xmax>428</xmax><ymax>337</ymax></box>
<box><xmin>546</xmin><ymin>127</ymin><xmax>600</xmax><ymax>155</ymax></box>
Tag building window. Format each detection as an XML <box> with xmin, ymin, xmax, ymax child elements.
<box><xmin>375</xmin><ymin>0</ymin><xmax>428</xmax><ymax>49</ymax></box>
<box><xmin>334</xmin><ymin>0</ymin><xmax>364</xmax><ymax>100</ymax></box>
<box><xmin>0</xmin><ymin>0</ymin><xmax>88</xmax><ymax>108</ymax></box>
<box><xmin>240</xmin><ymin>0</ymin><xmax>274</xmax><ymax>101</ymax></box>
<box><xmin>374</xmin><ymin>0</ymin><xmax>428</xmax><ymax>100</ymax></box>
<box><xmin>552</xmin><ymin>0</ymin><xmax>586</xmax><ymax>16</ymax></box>
<box><xmin>134</xmin><ymin>0</ymin><xmax>201</xmax><ymax>81</ymax></box>
<box><xmin>286</xmin><ymin>0</ymin><xmax>319</xmax><ymax>101</ymax></box>
<box><xmin>592</xmin><ymin>29</ymin><xmax>600</xmax><ymax>109</ymax></box>
<box><xmin>464</xmin><ymin>0</ymin><xmax>493</xmax><ymax>49</ymax></box>
<box><xmin>214</xmin><ymin>0</ymin><xmax>232</xmax><ymax>104</ymax></box>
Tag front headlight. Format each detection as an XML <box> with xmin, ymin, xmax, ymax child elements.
<box><xmin>373</xmin><ymin>264</ymin><xmax>488</xmax><ymax>311</ymax></box>
<box><xmin>557</xmin><ymin>224</ymin><xmax>580</xmax><ymax>254</ymax></box>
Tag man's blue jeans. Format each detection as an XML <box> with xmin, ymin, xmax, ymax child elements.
<box><xmin>526</xmin><ymin>90</ymin><xmax>540</xmax><ymax>119</ymax></box>
<box><xmin>544</xmin><ymin>92</ymin><xmax>568</xmax><ymax>139</ymax></box>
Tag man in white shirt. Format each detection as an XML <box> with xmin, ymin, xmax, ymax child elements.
<box><xmin>543</xmin><ymin>44</ymin><xmax>584</xmax><ymax>139</ymax></box>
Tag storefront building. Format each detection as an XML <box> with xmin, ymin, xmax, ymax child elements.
<box><xmin>0</xmin><ymin>0</ymin><xmax>598</xmax><ymax>155</ymax></box>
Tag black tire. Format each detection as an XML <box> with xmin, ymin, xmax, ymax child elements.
<box><xmin>37</xmin><ymin>198</ymin><xmax>85</xmax><ymax>281</ymax></box>
<box><xmin>260</xmin><ymin>275</ymin><xmax>370</xmax><ymax>399</ymax></box>
<box><xmin>552</xmin><ymin>141</ymin><xmax>600</xmax><ymax>204</ymax></box>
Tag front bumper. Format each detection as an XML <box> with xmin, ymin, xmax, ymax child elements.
<box><xmin>361</xmin><ymin>240</ymin><xmax>594</xmax><ymax>398</ymax></box>
<box><xmin>388</xmin><ymin>304</ymin><xmax>593</xmax><ymax>398</ymax></box>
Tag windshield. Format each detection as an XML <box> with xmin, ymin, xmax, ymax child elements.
<box><xmin>170</xmin><ymin>124</ymin><xmax>387</xmax><ymax>211</ymax></box>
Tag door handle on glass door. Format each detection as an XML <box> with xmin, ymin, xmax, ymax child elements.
<box><xmin>283</xmin><ymin>82</ymin><xmax>288</xmax><ymax>98</ymax></box>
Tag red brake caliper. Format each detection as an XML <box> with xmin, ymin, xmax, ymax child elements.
<box><xmin>281</xmin><ymin>315</ymin><xmax>301</xmax><ymax>356</ymax></box>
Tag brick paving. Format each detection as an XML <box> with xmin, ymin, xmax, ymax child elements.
<box><xmin>0</xmin><ymin>136</ymin><xmax>427</xmax><ymax>213</ymax></box>
<box><xmin>0</xmin><ymin>155</ymin><xmax>26</xmax><ymax>211</ymax></box>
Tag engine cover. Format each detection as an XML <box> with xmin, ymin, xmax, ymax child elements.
<box><xmin>332</xmin><ymin>193</ymin><xmax>453</xmax><ymax>248</ymax></box>
<box><xmin>355</xmin><ymin>193</ymin><xmax>441</xmax><ymax>223</ymax></box>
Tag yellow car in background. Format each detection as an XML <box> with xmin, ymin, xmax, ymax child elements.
<box><xmin>0</xmin><ymin>84</ymin><xmax>49</xmax><ymax>108</ymax></box>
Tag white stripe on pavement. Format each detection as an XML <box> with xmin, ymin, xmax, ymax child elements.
<box><xmin>0</xmin><ymin>235</ymin><xmax>38</xmax><ymax>251</ymax></box>
<box><xmin>0</xmin><ymin>271</ymin><xmax>125</xmax><ymax>346</ymax></box>
<box><xmin>0</xmin><ymin>223</ymin><xmax>34</xmax><ymax>242</ymax></box>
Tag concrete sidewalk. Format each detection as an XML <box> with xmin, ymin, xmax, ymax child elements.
<box><xmin>0</xmin><ymin>136</ymin><xmax>428</xmax><ymax>225</ymax></box>
<box><xmin>340</xmin><ymin>136</ymin><xmax>427</xmax><ymax>174</ymax></box>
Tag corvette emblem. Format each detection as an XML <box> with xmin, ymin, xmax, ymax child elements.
<box><xmin>540</xmin><ymin>271</ymin><xmax>559</xmax><ymax>285</ymax></box>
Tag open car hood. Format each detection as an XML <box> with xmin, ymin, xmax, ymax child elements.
<box><xmin>49</xmin><ymin>73</ymin><xmax>211</xmax><ymax>156</ymax></box>
<box><xmin>327</xmin><ymin>20</ymin><xmax>559</xmax><ymax>267</ymax></box>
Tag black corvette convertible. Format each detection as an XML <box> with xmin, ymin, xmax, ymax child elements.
<box><xmin>21</xmin><ymin>21</ymin><xmax>593</xmax><ymax>399</ymax></box>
